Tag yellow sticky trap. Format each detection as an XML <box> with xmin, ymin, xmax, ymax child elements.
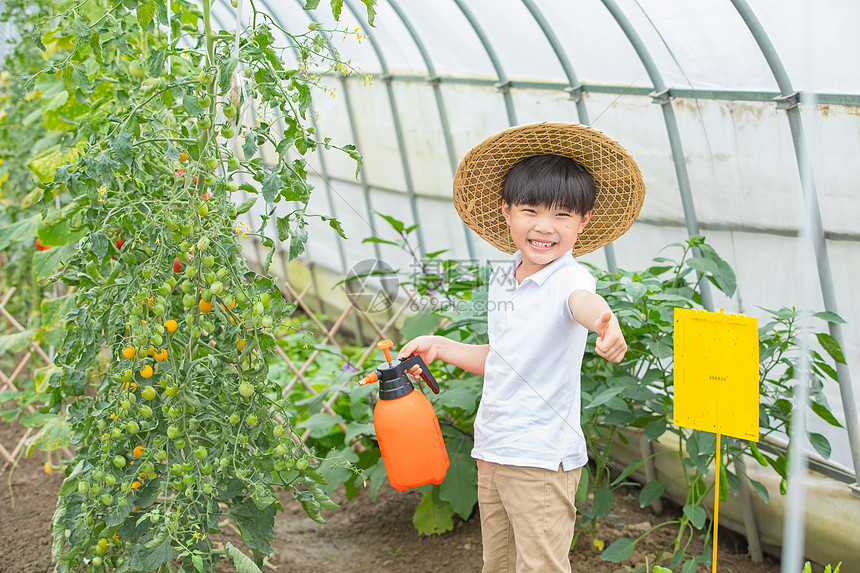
<box><xmin>673</xmin><ymin>308</ymin><xmax>759</xmax><ymax>442</ymax></box>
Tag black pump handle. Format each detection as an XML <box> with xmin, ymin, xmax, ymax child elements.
<box><xmin>399</xmin><ymin>354</ymin><xmax>440</xmax><ymax>394</ymax></box>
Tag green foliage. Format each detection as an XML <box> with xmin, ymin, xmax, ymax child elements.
<box><xmin>299</xmin><ymin>216</ymin><xmax>845</xmax><ymax>566</ymax></box>
<box><xmin>0</xmin><ymin>0</ymin><xmax>375</xmax><ymax>570</ymax></box>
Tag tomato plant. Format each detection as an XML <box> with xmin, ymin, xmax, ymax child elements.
<box><xmin>0</xmin><ymin>0</ymin><xmax>377</xmax><ymax>571</ymax></box>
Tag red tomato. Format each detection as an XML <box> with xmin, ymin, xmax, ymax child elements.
<box><xmin>116</xmin><ymin>237</ymin><xmax>124</xmax><ymax>249</ymax></box>
<box><xmin>173</xmin><ymin>257</ymin><xmax>184</xmax><ymax>273</ymax></box>
<box><xmin>35</xmin><ymin>238</ymin><xmax>50</xmax><ymax>251</ymax></box>
<box><xmin>201</xmin><ymin>191</ymin><xmax>211</xmax><ymax>200</ymax></box>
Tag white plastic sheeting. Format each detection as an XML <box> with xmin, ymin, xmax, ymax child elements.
<box><xmin>218</xmin><ymin>1</ymin><xmax>860</xmax><ymax>472</ymax></box>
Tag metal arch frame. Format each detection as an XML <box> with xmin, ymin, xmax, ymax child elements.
<box><xmin>385</xmin><ymin>0</ymin><xmax>477</xmax><ymax>261</ymax></box>
<box><xmin>599</xmin><ymin>0</ymin><xmax>714</xmax><ymax>312</ymax></box>
<box><xmin>343</xmin><ymin>0</ymin><xmax>427</xmax><ymax>257</ymax></box>
<box><xmin>729</xmin><ymin>1</ymin><xmax>860</xmax><ymax>562</ymax></box>
<box><xmin>451</xmin><ymin>0</ymin><xmax>517</xmax><ymax>127</ymax></box>
<box><xmin>287</xmin><ymin>0</ymin><xmax>384</xmax><ymax>261</ymax></box>
<box><xmin>519</xmin><ymin>0</ymin><xmax>619</xmax><ymax>272</ymax></box>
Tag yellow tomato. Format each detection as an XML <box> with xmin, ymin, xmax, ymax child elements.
<box><xmin>122</xmin><ymin>346</ymin><xmax>136</xmax><ymax>359</ymax></box>
<box><xmin>140</xmin><ymin>365</ymin><xmax>154</xmax><ymax>378</ymax></box>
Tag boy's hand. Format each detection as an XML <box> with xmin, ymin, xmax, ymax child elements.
<box><xmin>398</xmin><ymin>336</ymin><xmax>445</xmax><ymax>380</ymax></box>
<box><xmin>594</xmin><ymin>311</ymin><xmax>627</xmax><ymax>363</ymax></box>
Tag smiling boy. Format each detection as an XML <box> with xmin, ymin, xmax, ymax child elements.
<box><xmin>399</xmin><ymin>123</ymin><xmax>646</xmax><ymax>572</ymax></box>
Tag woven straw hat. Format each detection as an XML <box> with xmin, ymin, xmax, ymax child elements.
<box><xmin>453</xmin><ymin>122</ymin><xmax>646</xmax><ymax>257</ymax></box>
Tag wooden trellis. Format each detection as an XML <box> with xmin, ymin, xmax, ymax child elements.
<box><xmin>0</xmin><ymin>287</ymin><xmax>71</xmax><ymax>473</ymax></box>
<box><xmin>277</xmin><ymin>280</ymin><xmax>418</xmax><ymax>445</ymax></box>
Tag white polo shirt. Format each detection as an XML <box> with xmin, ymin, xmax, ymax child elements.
<box><xmin>472</xmin><ymin>251</ymin><xmax>595</xmax><ymax>471</ymax></box>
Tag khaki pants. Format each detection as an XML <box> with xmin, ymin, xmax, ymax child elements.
<box><xmin>477</xmin><ymin>460</ymin><xmax>582</xmax><ymax>573</ymax></box>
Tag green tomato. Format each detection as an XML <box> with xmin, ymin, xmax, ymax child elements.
<box><xmin>92</xmin><ymin>556</ymin><xmax>104</xmax><ymax>566</ymax></box>
<box><xmin>227</xmin><ymin>157</ymin><xmax>240</xmax><ymax>170</ymax></box>
<box><xmin>101</xmin><ymin>493</ymin><xmax>114</xmax><ymax>506</ymax></box>
<box><xmin>238</xmin><ymin>382</ymin><xmax>254</xmax><ymax>398</ymax></box>
<box><xmin>194</xmin><ymin>446</ymin><xmax>208</xmax><ymax>460</ymax></box>
<box><xmin>246</xmin><ymin>413</ymin><xmax>258</xmax><ymax>427</ymax></box>
<box><xmin>141</xmin><ymin>267</ymin><xmax>153</xmax><ymax>279</ymax></box>
<box><xmin>202</xmin><ymin>482</ymin><xmax>214</xmax><ymax>495</ymax></box>
<box><xmin>185</xmin><ymin>265</ymin><xmax>198</xmax><ymax>279</ymax></box>
<box><xmin>104</xmin><ymin>473</ymin><xmax>116</xmax><ymax>486</ymax></box>
<box><xmin>274</xmin><ymin>444</ymin><xmax>288</xmax><ymax>457</ymax></box>
<box><xmin>166</xmin><ymin>384</ymin><xmax>179</xmax><ymax>397</ymax></box>
<box><xmin>142</xmin><ymin>386</ymin><xmax>157</xmax><ymax>401</ymax></box>
<box><xmin>226</xmin><ymin>180</ymin><xmax>239</xmax><ymax>193</ymax></box>
<box><xmin>229</xmin><ymin>412</ymin><xmax>241</xmax><ymax>425</ymax></box>
<box><xmin>223</xmin><ymin>104</ymin><xmax>237</xmax><ymax>118</ymax></box>
<box><xmin>78</xmin><ymin>481</ymin><xmax>90</xmax><ymax>494</ymax></box>
<box><xmin>111</xmin><ymin>428</ymin><xmax>122</xmax><ymax>439</ymax></box>
<box><xmin>167</xmin><ymin>425</ymin><xmax>180</xmax><ymax>439</ymax></box>
<box><xmin>113</xmin><ymin>455</ymin><xmax>126</xmax><ymax>468</ymax></box>
<box><xmin>129</xmin><ymin>59</ymin><xmax>146</xmax><ymax>78</ymax></box>
<box><xmin>203</xmin><ymin>254</ymin><xmax>215</xmax><ymax>269</ymax></box>
<box><xmin>295</xmin><ymin>457</ymin><xmax>309</xmax><ymax>471</ymax></box>
<box><xmin>273</xmin><ymin>425</ymin><xmax>286</xmax><ymax>438</ymax></box>
<box><xmin>221</xmin><ymin>126</ymin><xmax>235</xmax><ymax>138</ymax></box>
<box><xmin>126</xmin><ymin>420</ymin><xmax>140</xmax><ymax>434</ymax></box>
<box><xmin>210</xmin><ymin>281</ymin><xmax>223</xmax><ymax>295</ymax></box>
<box><xmin>200</xmin><ymin>462</ymin><xmax>212</xmax><ymax>475</ymax></box>
<box><xmin>97</xmin><ymin>420</ymin><xmax>107</xmax><ymax>431</ymax></box>
<box><xmin>196</xmin><ymin>203</ymin><xmax>209</xmax><ymax>217</ymax></box>
<box><xmin>183</xmin><ymin>474</ymin><xmax>194</xmax><ymax>486</ymax></box>
<box><xmin>139</xmin><ymin>404</ymin><xmax>153</xmax><ymax>418</ymax></box>
<box><xmin>219</xmin><ymin>458</ymin><xmax>229</xmax><ymax>469</ymax></box>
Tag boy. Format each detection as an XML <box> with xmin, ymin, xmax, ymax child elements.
<box><xmin>398</xmin><ymin>123</ymin><xmax>646</xmax><ymax>572</ymax></box>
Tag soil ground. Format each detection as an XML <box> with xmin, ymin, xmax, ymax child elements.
<box><xmin>0</xmin><ymin>416</ymin><xmax>786</xmax><ymax>573</ymax></box>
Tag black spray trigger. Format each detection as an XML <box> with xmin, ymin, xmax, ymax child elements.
<box><xmin>400</xmin><ymin>354</ymin><xmax>440</xmax><ymax>394</ymax></box>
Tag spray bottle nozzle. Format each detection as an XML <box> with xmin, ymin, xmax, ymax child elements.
<box><xmin>357</xmin><ymin>340</ymin><xmax>440</xmax><ymax>396</ymax></box>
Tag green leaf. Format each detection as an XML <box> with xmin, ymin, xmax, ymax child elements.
<box><xmin>192</xmin><ymin>554</ymin><xmax>204</xmax><ymax>573</ymax></box>
<box><xmin>592</xmin><ymin>484</ymin><xmax>614</xmax><ymax>518</ymax></box>
<box><xmin>624</xmin><ymin>282</ymin><xmax>648</xmax><ymax>301</ymax></box>
<box><xmin>813</xmin><ymin>311</ymin><xmax>846</xmax><ymax>324</ymax></box>
<box><xmin>682</xmin><ymin>559</ymin><xmax>699</xmax><ymax>573</ymax></box>
<box><xmin>33</xmin><ymin>243</ymin><xmax>77</xmax><ymax>283</ymax></box>
<box><xmin>808</xmin><ymin>432</ymin><xmax>831</xmax><ymax>459</ymax></box>
<box><xmin>359</xmin><ymin>0</ymin><xmax>377</xmax><ymax>25</ymax></box>
<box><xmin>601</xmin><ymin>537</ymin><xmax>636</xmax><ymax>563</ymax></box>
<box><xmin>236</xmin><ymin>195</ymin><xmax>257</xmax><ymax>215</ymax></box>
<box><xmin>585</xmin><ymin>384</ymin><xmax>631</xmax><ymax>410</ymax></box>
<box><xmin>748</xmin><ymin>477</ymin><xmax>770</xmax><ymax>503</ymax></box>
<box><xmin>683</xmin><ymin>503</ymin><xmax>707</xmax><ymax>529</ymax></box>
<box><xmin>228</xmin><ymin>498</ymin><xmax>276</xmax><ymax>553</ymax></box>
<box><xmin>33</xmin><ymin>415</ymin><xmax>70</xmax><ymax>451</ymax></box>
<box><xmin>400</xmin><ymin>310</ymin><xmax>442</xmax><ymax>340</ymax></box>
<box><xmin>412</xmin><ymin>489</ymin><xmax>454</xmax><ymax>535</ymax></box>
<box><xmin>438</xmin><ymin>446</ymin><xmax>478</xmax><ymax>519</ymax></box>
<box><xmin>376</xmin><ymin>212</ymin><xmax>406</xmax><ymax>234</ymax></box>
<box><xmin>129</xmin><ymin>537</ymin><xmax>176</xmax><ymax>572</ymax></box>
<box><xmin>0</xmin><ymin>329</ymin><xmax>37</xmax><ymax>354</ymax></box>
<box><xmin>0</xmin><ymin>215</ymin><xmax>39</xmax><ymax>250</ymax></box>
<box><xmin>810</xmin><ymin>401</ymin><xmax>843</xmax><ymax>427</ymax></box>
<box><xmin>611</xmin><ymin>459</ymin><xmax>644</xmax><ymax>486</ymax></box>
<box><xmin>644</xmin><ymin>418</ymin><xmax>667</xmax><ymax>441</ymax></box>
<box><xmin>329</xmin><ymin>0</ymin><xmax>343</xmax><ymax>20</ymax></box>
<box><xmin>815</xmin><ymin>333</ymin><xmax>845</xmax><ymax>364</ymax></box>
<box><xmin>276</xmin><ymin>215</ymin><xmax>290</xmax><ymax>242</ymax></box>
<box><xmin>303</xmin><ymin>0</ymin><xmax>321</xmax><ymax>9</ymax></box>
<box><xmin>224</xmin><ymin>542</ymin><xmax>262</xmax><ymax>573</ymax></box>
<box><xmin>182</xmin><ymin>94</ymin><xmax>204</xmax><ymax>116</ymax></box>
<box><xmin>289</xmin><ymin>227</ymin><xmax>308</xmax><ymax>260</ymax></box>
<box><xmin>654</xmin><ymin>567</ymin><xmax>673</xmax><ymax>573</ymax></box>
<box><xmin>434</xmin><ymin>385</ymin><xmax>479</xmax><ymax>411</ymax></box>
<box><xmin>639</xmin><ymin>480</ymin><xmax>667</xmax><ymax>507</ymax></box>
<box><xmin>297</xmin><ymin>413</ymin><xmax>345</xmax><ymax>436</ymax></box>
<box><xmin>261</xmin><ymin>171</ymin><xmax>283</xmax><ymax>203</ymax></box>
<box><xmin>137</xmin><ymin>1</ymin><xmax>155</xmax><ymax>29</ymax></box>
<box><xmin>645</xmin><ymin>338</ymin><xmax>673</xmax><ymax>359</ymax></box>
<box><xmin>242</xmin><ymin>134</ymin><xmax>258</xmax><ymax>159</ymax></box>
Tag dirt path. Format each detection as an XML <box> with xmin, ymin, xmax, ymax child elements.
<box><xmin>0</xmin><ymin>418</ymin><xmax>782</xmax><ymax>572</ymax></box>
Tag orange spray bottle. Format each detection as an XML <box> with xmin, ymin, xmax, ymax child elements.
<box><xmin>359</xmin><ymin>340</ymin><xmax>449</xmax><ymax>491</ymax></box>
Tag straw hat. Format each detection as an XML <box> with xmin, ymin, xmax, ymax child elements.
<box><xmin>453</xmin><ymin>122</ymin><xmax>646</xmax><ymax>257</ymax></box>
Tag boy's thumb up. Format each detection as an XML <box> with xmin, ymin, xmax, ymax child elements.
<box><xmin>594</xmin><ymin>311</ymin><xmax>613</xmax><ymax>338</ymax></box>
